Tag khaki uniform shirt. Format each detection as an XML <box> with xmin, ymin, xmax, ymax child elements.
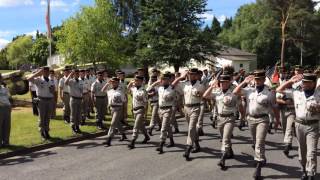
<box><xmin>68</xmin><ymin>79</ymin><xmax>84</xmax><ymax>98</ymax></box>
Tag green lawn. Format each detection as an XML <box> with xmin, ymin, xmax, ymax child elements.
<box><xmin>0</xmin><ymin>92</ymin><xmax>153</xmax><ymax>154</ymax></box>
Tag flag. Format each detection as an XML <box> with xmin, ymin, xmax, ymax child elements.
<box><xmin>271</xmin><ymin>67</ymin><xmax>280</xmax><ymax>84</ymax></box>
<box><xmin>46</xmin><ymin>0</ymin><xmax>51</xmax><ymax>39</ymax></box>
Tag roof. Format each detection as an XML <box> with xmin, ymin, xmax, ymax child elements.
<box><xmin>218</xmin><ymin>46</ymin><xmax>256</xmax><ymax>56</ymax></box>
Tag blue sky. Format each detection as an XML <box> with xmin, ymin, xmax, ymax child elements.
<box><xmin>0</xmin><ymin>0</ymin><xmax>256</xmax><ymax>49</ymax></box>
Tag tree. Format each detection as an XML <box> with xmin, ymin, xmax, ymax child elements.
<box><xmin>0</xmin><ymin>48</ymin><xmax>9</xmax><ymax>69</ymax></box>
<box><xmin>222</xmin><ymin>17</ymin><xmax>233</xmax><ymax>30</ymax></box>
<box><xmin>56</xmin><ymin>0</ymin><xmax>124</xmax><ymax>67</ymax></box>
<box><xmin>6</xmin><ymin>35</ymin><xmax>33</xmax><ymax>68</ymax></box>
<box><xmin>30</xmin><ymin>34</ymin><xmax>49</xmax><ymax>66</ymax></box>
<box><xmin>135</xmin><ymin>0</ymin><xmax>216</xmax><ymax>72</ymax></box>
<box><xmin>211</xmin><ymin>16</ymin><xmax>222</xmax><ymax>37</ymax></box>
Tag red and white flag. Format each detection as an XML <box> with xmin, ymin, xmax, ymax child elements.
<box><xmin>46</xmin><ymin>0</ymin><xmax>51</xmax><ymax>39</ymax></box>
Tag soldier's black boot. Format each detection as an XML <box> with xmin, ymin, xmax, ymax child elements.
<box><xmin>76</xmin><ymin>126</ymin><xmax>82</xmax><ymax>133</ymax></box>
<box><xmin>119</xmin><ymin>133</ymin><xmax>127</xmax><ymax>142</ymax></box>
<box><xmin>283</xmin><ymin>144</ymin><xmax>291</xmax><ymax>157</ymax></box>
<box><xmin>183</xmin><ymin>145</ymin><xmax>193</xmax><ymax>161</ymax></box>
<box><xmin>142</xmin><ymin>133</ymin><xmax>150</xmax><ymax>144</ymax></box>
<box><xmin>45</xmin><ymin>130</ymin><xmax>51</xmax><ymax>139</ymax></box>
<box><xmin>307</xmin><ymin>176</ymin><xmax>314</xmax><ymax>180</ymax></box>
<box><xmin>238</xmin><ymin>120</ymin><xmax>245</xmax><ymax>131</ymax></box>
<box><xmin>40</xmin><ymin>130</ymin><xmax>47</xmax><ymax>140</ymax></box>
<box><xmin>197</xmin><ymin>127</ymin><xmax>204</xmax><ymax>136</ymax></box>
<box><xmin>156</xmin><ymin>141</ymin><xmax>165</xmax><ymax>154</ymax></box>
<box><xmin>174</xmin><ymin>127</ymin><xmax>180</xmax><ymax>133</ymax></box>
<box><xmin>217</xmin><ymin>152</ymin><xmax>228</xmax><ymax>170</ymax></box>
<box><xmin>253</xmin><ymin>161</ymin><xmax>263</xmax><ymax>180</ymax></box>
<box><xmin>128</xmin><ymin>139</ymin><xmax>136</xmax><ymax>149</ymax></box>
<box><xmin>191</xmin><ymin>141</ymin><xmax>201</xmax><ymax>153</ymax></box>
<box><xmin>268</xmin><ymin>122</ymin><xmax>273</xmax><ymax>134</ymax></box>
<box><xmin>105</xmin><ymin>137</ymin><xmax>112</xmax><ymax>146</ymax></box>
<box><xmin>166</xmin><ymin>137</ymin><xmax>175</xmax><ymax>148</ymax></box>
<box><xmin>226</xmin><ymin>147</ymin><xmax>234</xmax><ymax>159</ymax></box>
<box><xmin>148</xmin><ymin>127</ymin><xmax>154</xmax><ymax>136</ymax></box>
<box><xmin>71</xmin><ymin>125</ymin><xmax>77</xmax><ymax>134</ymax></box>
<box><xmin>300</xmin><ymin>164</ymin><xmax>308</xmax><ymax>180</ymax></box>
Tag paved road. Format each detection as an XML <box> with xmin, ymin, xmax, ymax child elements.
<box><xmin>0</xmin><ymin>114</ymin><xmax>319</xmax><ymax>180</ymax></box>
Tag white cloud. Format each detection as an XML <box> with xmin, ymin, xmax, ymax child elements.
<box><xmin>40</xmin><ymin>0</ymin><xmax>80</xmax><ymax>12</ymax></box>
<box><xmin>217</xmin><ymin>15</ymin><xmax>227</xmax><ymax>23</ymax></box>
<box><xmin>198</xmin><ymin>13</ymin><xmax>214</xmax><ymax>22</ymax></box>
<box><xmin>314</xmin><ymin>0</ymin><xmax>320</xmax><ymax>10</ymax></box>
<box><xmin>0</xmin><ymin>38</ymin><xmax>10</xmax><ymax>50</ymax></box>
<box><xmin>0</xmin><ymin>0</ymin><xmax>33</xmax><ymax>7</ymax></box>
<box><xmin>0</xmin><ymin>30</ymin><xmax>15</xmax><ymax>38</ymax></box>
<box><xmin>25</xmin><ymin>30</ymin><xmax>38</xmax><ymax>38</ymax></box>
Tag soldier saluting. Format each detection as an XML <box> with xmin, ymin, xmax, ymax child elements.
<box><xmin>147</xmin><ymin>73</ymin><xmax>176</xmax><ymax>154</ymax></box>
<box><xmin>277</xmin><ymin>73</ymin><xmax>320</xmax><ymax>180</ymax></box>
<box><xmin>172</xmin><ymin>68</ymin><xmax>205</xmax><ymax>161</ymax></box>
<box><xmin>233</xmin><ymin>70</ymin><xmax>280</xmax><ymax>180</ymax></box>
<box><xmin>127</xmin><ymin>75</ymin><xmax>150</xmax><ymax>149</ymax></box>
<box><xmin>102</xmin><ymin>77</ymin><xmax>127</xmax><ymax>146</ymax></box>
<box><xmin>27</xmin><ymin>67</ymin><xmax>56</xmax><ymax>140</ymax></box>
<box><xmin>203</xmin><ymin>73</ymin><xmax>238</xmax><ymax>170</ymax></box>
<box><xmin>65</xmin><ymin>69</ymin><xmax>84</xmax><ymax>134</ymax></box>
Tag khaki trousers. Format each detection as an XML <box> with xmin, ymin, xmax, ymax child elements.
<box><xmin>295</xmin><ymin>122</ymin><xmax>319</xmax><ymax>176</ymax></box>
<box><xmin>184</xmin><ymin>106</ymin><xmax>200</xmax><ymax>146</ymax></box>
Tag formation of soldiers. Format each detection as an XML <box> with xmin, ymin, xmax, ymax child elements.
<box><xmin>0</xmin><ymin>64</ymin><xmax>319</xmax><ymax>180</ymax></box>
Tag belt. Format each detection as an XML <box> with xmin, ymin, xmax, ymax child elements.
<box><xmin>111</xmin><ymin>105</ymin><xmax>122</xmax><ymax>108</ymax></box>
<box><xmin>95</xmin><ymin>96</ymin><xmax>106</xmax><ymax>98</ymax></box>
<box><xmin>295</xmin><ymin>119</ymin><xmax>319</xmax><ymax>125</ymax></box>
<box><xmin>71</xmin><ymin>96</ymin><xmax>83</xmax><ymax>100</ymax></box>
<box><xmin>83</xmin><ymin>92</ymin><xmax>89</xmax><ymax>95</ymax></box>
<box><xmin>185</xmin><ymin>103</ymin><xmax>201</xmax><ymax>107</ymax></box>
<box><xmin>38</xmin><ymin>97</ymin><xmax>53</xmax><ymax>100</ymax></box>
<box><xmin>218</xmin><ymin>113</ymin><xmax>234</xmax><ymax>117</ymax></box>
<box><xmin>133</xmin><ymin>106</ymin><xmax>145</xmax><ymax>111</ymax></box>
<box><xmin>249</xmin><ymin>114</ymin><xmax>269</xmax><ymax>118</ymax></box>
<box><xmin>159</xmin><ymin>106</ymin><xmax>172</xmax><ymax>109</ymax></box>
<box><xmin>150</xmin><ymin>100</ymin><xmax>158</xmax><ymax>103</ymax></box>
<box><xmin>63</xmin><ymin>92</ymin><xmax>69</xmax><ymax>94</ymax></box>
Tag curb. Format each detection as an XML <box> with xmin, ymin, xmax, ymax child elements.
<box><xmin>0</xmin><ymin>131</ymin><xmax>107</xmax><ymax>160</ymax></box>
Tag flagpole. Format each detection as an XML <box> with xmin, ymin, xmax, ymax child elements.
<box><xmin>47</xmin><ymin>0</ymin><xmax>52</xmax><ymax>60</ymax></box>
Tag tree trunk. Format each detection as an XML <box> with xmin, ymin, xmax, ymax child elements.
<box><xmin>281</xmin><ymin>22</ymin><xmax>286</xmax><ymax>68</ymax></box>
<box><xmin>174</xmin><ymin>64</ymin><xmax>180</xmax><ymax>72</ymax></box>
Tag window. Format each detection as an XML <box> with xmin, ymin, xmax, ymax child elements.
<box><xmin>240</xmin><ymin>64</ymin><xmax>243</xmax><ymax>68</ymax></box>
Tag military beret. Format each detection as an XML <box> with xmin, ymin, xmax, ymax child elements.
<box><xmin>110</xmin><ymin>77</ymin><xmax>120</xmax><ymax>82</ymax></box>
<box><xmin>302</xmin><ymin>73</ymin><xmax>317</xmax><ymax>82</ymax></box>
<box><xmin>161</xmin><ymin>73</ymin><xmax>171</xmax><ymax>80</ymax></box>
<box><xmin>253</xmin><ymin>70</ymin><xmax>266</xmax><ymax>78</ymax></box>
<box><xmin>134</xmin><ymin>75</ymin><xmax>144</xmax><ymax>81</ymax></box>
<box><xmin>74</xmin><ymin>69</ymin><xmax>79</xmax><ymax>72</ymax></box>
<box><xmin>42</xmin><ymin>66</ymin><xmax>50</xmax><ymax>71</ymax></box>
<box><xmin>151</xmin><ymin>75</ymin><xmax>158</xmax><ymax>79</ymax></box>
<box><xmin>219</xmin><ymin>74</ymin><xmax>231</xmax><ymax>82</ymax></box>
<box><xmin>295</xmin><ymin>65</ymin><xmax>303</xmax><ymax>71</ymax></box>
<box><xmin>189</xmin><ymin>68</ymin><xmax>198</xmax><ymax>74</ymax></box>
<box><xmin>80</xmin><ymin>69</ymin><xmax>85</xmax><ymax>72</ymax></box>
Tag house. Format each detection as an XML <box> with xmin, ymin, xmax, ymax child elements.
<box><xmin>157</xmin><ymin>46</ymin><xmax>257</xmax><ymax>73</ymax></box>
<box><xmin>210</xmin><ymin>46</ymin><xmax>257</xmax><ymax>72</ymax></box>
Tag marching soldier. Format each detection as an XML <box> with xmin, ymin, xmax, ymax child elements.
<box><xmin>170</xmin><ymin>73</ymin><xmax>180</xmax><ymax>133</ymax></box>
<box><xmin>276</xmin><ymin>73</ymin><xmax>296</xmax><ymax>157</ymax></box>
<box><xmin>233</xmin><ymin>70</ymin><xmax>280</xmax><ymax>180</ymax></box>
<box><xmin>91</xmin><ymin>71</ymin><xmax>107</xmax><ymax>130</ymax></box>
<box><xmin>172</xmin><ymin>68</ymin><xmax>205</xmax><ymax>161</ymax></box>
<box><xmin>29</xmin><ymin>70</ymin><xmax>38</xmax><ymax>116</ymax></box>
<box><xmin>49</xmin><ymin>69</ymin><xmax>58</xmax><ymax>119</ymax></box>
<box><xmin>79</xmin><ymin>69</ymin><xmax>91</xmax><ymax>125</ymax></box>
<box><xmin>277</xmin><ymin>73</ymin><xmax>320</xmax><ymax>180</ymax></box>
<box><xmin>102</xmin><ymin>77</ymin><xmax>127</xmax><ymax>146</ymax></box>
<box><xmin>27</xmin><ymin>67</ymin><xmax>56</xmax><ymax>140</ymax></box>
<box><xmin>116</xmin><ymin>70</ymin><xmax>129</xmax><ymax>126</ymax></box>
<box><xmin>65</xmin><ymin>69</ymin><xmax>84</xmax><ymax>134</ymax></box>
<box><xmin>0</xmin><ymin>73</ymin><xmax>12</xmax><ymax>147</ymax></box>
<box><xmin>87</xmin><ymin>68</ymin><xmax>96</xmax><ymax>115</ymax></box>
<box><xmin>59</xmin><ymin>67</ymin><xmax>71</xmax><ymax>123</ymax></box>
<box><xmin>147</xmin><ymin>75</ymin><xmax>161</xmax><ymax>136</ymax></box>
<box><xmin>203</xmin><ymin>73</ymin><xmax>238</xmax><ymax>170</ymax></box>
<box><xmin>127</xmin><ymin>75</ymin><xmax>150</xmax><ymax>149</ymax></box>
<box><xmin>197</xmin><ymin>70</ymin><xmax>206</xmax><ymax>136</ymax></box>
<box><xmin>147</xmin><ymin>73</ymin><xmax>176</xmax><ymax>154</ymax></box>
